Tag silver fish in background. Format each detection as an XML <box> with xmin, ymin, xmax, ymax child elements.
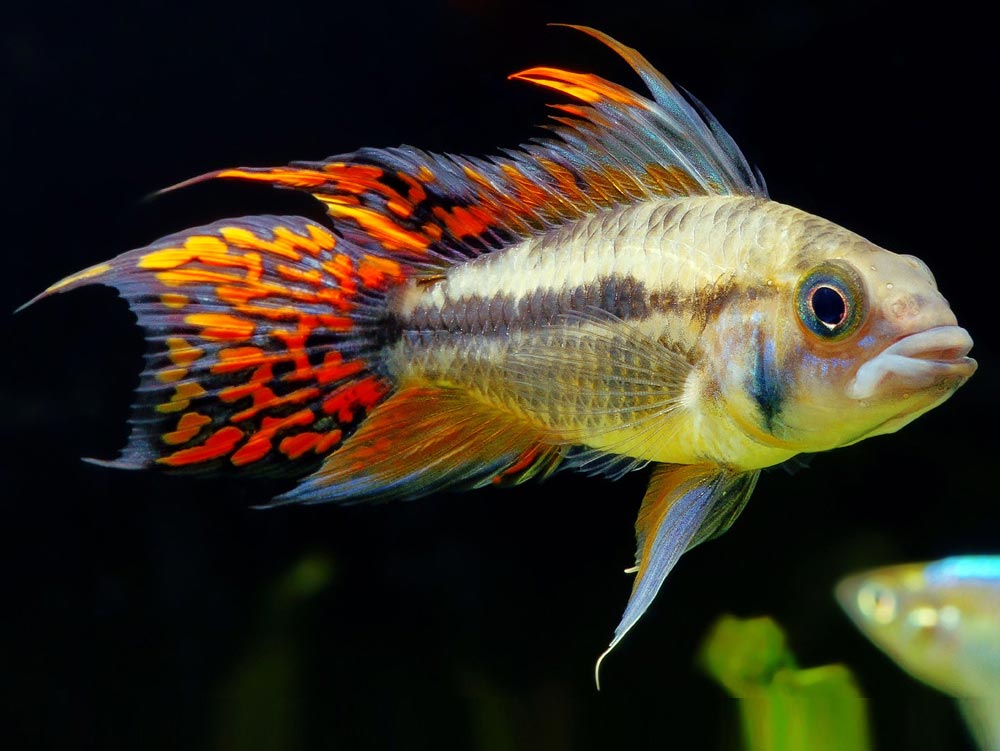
<box><xmin>23</xmin><ymin>26</ymin><xmax>976</xmax><ymax>683</ymax></box>
<box><xmin>838</xmin><ymin>557</ymin><xmax>1000</xmax><ymax>750</ymax></box>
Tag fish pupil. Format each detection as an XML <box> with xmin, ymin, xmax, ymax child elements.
<box><xmin>811</xmin><ymin>285</ymin><xmax>847</xmax><ymax>329</ymax></box>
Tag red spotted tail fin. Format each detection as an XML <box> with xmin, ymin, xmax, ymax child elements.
<box><xmin>23</xmin><ymin>216</ymin><xmax>405</xmax><ymax>474</ymax></box>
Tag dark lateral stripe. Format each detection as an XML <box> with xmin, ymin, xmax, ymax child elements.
<box><xmin>402</xmin><ymin>274</ymin><xmax>778</xmax><ymax>339</ymax></box>
<box><xmin>650</xmin><ymin>279</ymin><xmax>774</xmax><ymax>324</ymax></box>
<box><xmin>405</xmin><ymin>276</ymin><xmax>652</xmax><ymax>336</ymax></box>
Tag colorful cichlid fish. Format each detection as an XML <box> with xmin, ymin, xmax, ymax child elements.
<box><xmin>23</xmin><ymin>26</ymin><xmax>976</xmax><ymax>683</ymax></box>
<box><xmin>837</xmin><ymin>557</ymin><xmax>1000</xmax><ymax>750</ymax></box>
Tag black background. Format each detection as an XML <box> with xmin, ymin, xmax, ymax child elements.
<box><xmin>3</xmin><ymin>1</ymin><xmax>996</xmax><ymax>749</ymax></box>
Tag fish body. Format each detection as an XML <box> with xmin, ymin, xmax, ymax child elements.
<box><xmin>389</xmin><ymin>194</ymin><xmax>965</xmax><ymax>468</ymax></box>
<box><xmin>23</xmin><ymin>26</ymin><xmax>975</xmax><ymax>680</ymax></box>
<box><xmin>837</xmin><ymin>558</ymin><xmax>1000</xmax><ymax>750</ymax></box>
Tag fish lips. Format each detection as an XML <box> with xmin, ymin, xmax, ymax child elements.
<box><xmin>848</xmin><ymin>325</ymin><xmax>977</xmax><ymax>400</ymax></box>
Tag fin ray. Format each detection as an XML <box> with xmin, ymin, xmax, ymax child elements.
<box><xmin>553</xmin><ymin>24</ymin><xmax>761</xmax><ymax>194</ymax></box>
<box><xmin>274</xmin><ymin>387</ymin><xmax>565</xmax><ymax>504</ymax></box>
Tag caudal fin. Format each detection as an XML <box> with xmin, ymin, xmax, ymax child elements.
<box><xmin>23</xmin><ymin>215</ymin><xmax>403</xmax><ymax>474</ymax></box>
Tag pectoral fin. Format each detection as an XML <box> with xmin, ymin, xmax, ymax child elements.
<box><xmin>595</xmin><ymin>464</ymin><xmax>759</xmax><ymax>687</ymax></box>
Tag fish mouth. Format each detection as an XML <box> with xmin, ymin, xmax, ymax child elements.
<box><xmin>848</xmin><ymin>325</ymin><xmax>977</xmax><ymax>400</ymax></box>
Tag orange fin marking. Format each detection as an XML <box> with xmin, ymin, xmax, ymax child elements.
<box><xmin>275</xmin><ymin>264</ymin><xmax>323</xmax><ymax>286</ymax></box>
<box><xmin>160</xmin><ymin>293</ymin><xmax>189</xmax><ymax>308</ymax></box>
<box><xmin>231</xmin><ymin>387</ymin><xmax>321</xmax><ymax>423</ymax></box>
<box><xmin>215</xmin><ymin>167</ymin><xmax>334</xmax><ymax>189</ymax></box>
<box><xmin>30</xmin><ymin>263</ymin><xmax>114</xmax><ymax>302</ymax></box>
<box><xmin>318</xmin><ymin>202</ymin><xmax>430</xmax><ymax>253</ymax></box>
<box><xmin>356</xmin><ymin>255</ymin><xmax>404</xmax><ymax>289</ymax></box>
<box><xmin>321</xmin><ymin>376</ymin><xmax>390</xmax><ymax>422</ymax></box>
<box><xmin>219</xmin><ymin>226</ymin><xmax>302</xmax><ymax>262</ymax></box>
<box><xmin>396</xmin><ymin>170</ymin><xmax>428</xmax><ymax>204</ymax></box>
<box><xmin>493</xmin><ymin>446</ymin><xmax>543</xmax><ymax>483</ymax></box>
<box><xmin>156</xmin><ymin>368</ymin><xmax>187</xmax><ymax>384</ymax></box>
<box><xmin>159</xmin><ymin>426</ymin><xmax>245</xmax><ymax>466</ymax></box>
<box><xmin>166</xmin><ymin>338</ymin><xmax>204</xmax><ymax>367</ymax></box>
<box><xmin>231</xmin><ymin>409</ymin><xmax>315</xmax><ymax>466</ymax></box>
<box><xmin>314</xmin><ymin>352</ymin><xmax>366</xmax><ymax>386</ymax></box>
<box><xmin>431</xmin><ymin>205</ymin><xmax>494</xmax><ymax>239</ymax></box>
<box><xmin>162</xmin><ymin>413</ymin><xmax>213</xmax><ymax>445</ymax></box>
<box><xmin>278</xmin><ymin>432</ymin><xmax>322</xmax><ymax>460</ymax></box>
<box><xmin>509</xmin><ymin>67</ymin><xmax>640</xmax><ymax>106</ymax></box>
<box><xmin>272</xmin><ymin>226</ymin><xmax>324</xmax><ymax>257</ymax></box>
<box><xmin>278</xmin><ymin>430</ymin><xmax>343</xmax><ymax>460</ymax></box>
<box><xmin>156</xmin><ymin>382</ymin><xmax>207</xmax><ymax>414</ymax></box>
<box><xmin>490</xmin><ymin>444</ymin><xmax>564</xmax><ymax>486</ymax></box>
<box><xmin>212</xmin><ymin>347</ymin><xmax>271</xmax><ymax>375</ymax></box>
<box><xmin>185</xmin><ymin>312</ymin><xmax>256</xmax><ymax>342</ymax></box>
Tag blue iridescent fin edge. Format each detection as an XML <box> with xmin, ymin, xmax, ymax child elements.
<box><xmin>925</xmin><ymin>556</ymin><xmax>1000</xmax><ymax>584</ymax></box>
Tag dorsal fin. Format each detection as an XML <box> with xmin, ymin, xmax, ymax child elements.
<box><xmin>165</xmin><ymin>26</ymin><xmax>765</xmax><ymax>270</ymax></box>
<box><xmin>551</xmin><ymin>24</ymin><xmax>762</xmax><ymax>196</ymax></box>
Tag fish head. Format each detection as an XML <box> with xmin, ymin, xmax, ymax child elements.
<box><xmin>836</xmin><ymin>241</ymin><xmax>975</xmax><ymax>439</ymax></box>
<box><xmin>740</xmin><ymin>220</ymin><xmax>976</xmax><ymax>453</ymax></box>
<box><xmin>836</xmin><ymin>560</ymin><xmax>1000</xmax><ymax>698</ymax></box>
<box><xmin>836</xmin><ymin>563</ymin><xmax>963</xmax><ymax>695</ymax></box>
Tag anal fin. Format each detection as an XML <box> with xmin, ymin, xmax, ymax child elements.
<box><xmin>273</xmin><ymin>387</ymin><xmax>565</xmax><ymax>505</ymax></box>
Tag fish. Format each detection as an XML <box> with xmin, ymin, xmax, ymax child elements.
<box><xmin>21</xmin><ymin>25</ymin><xmax>976</xmax><ymax>685</ymax></box>
<box><xmin>837</xmin><ymin>557</ymin><xmax>1000</xmax><ymax>750</ymax></box>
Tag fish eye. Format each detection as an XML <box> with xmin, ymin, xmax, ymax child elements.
<box><xmin>796</xmin><ymin>261</ymin><xmax>866</xmax><ymax>340</ymax></box>
<box><xmin>810</xmin><ymin>286</ymin><xmax>847</xmax><ymax>328</ymax></box>
<box><xmin>857</xmin><ymin>582</ymin><xmax>897</xmax><ymax>624</ymax></box>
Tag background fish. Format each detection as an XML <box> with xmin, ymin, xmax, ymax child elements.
<box><xmin>21</xmin><ymin>26</ymin><xmax>976</xmax><ymax>681</ymax></box>
<box><xmin>838</xmin><ymin>557</ymin><xmax>1000</xmax><ymax>750</ymax></box>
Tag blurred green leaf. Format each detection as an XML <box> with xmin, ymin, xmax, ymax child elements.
<box><xmin>213</xmin><ymin>640</ymin><xmax>300</xmax><ymax>751</ymax></box>
<box><xmin>700</xmin><ymin>615</ymin><xmax>871</xmax><ymax>751</ymax></box>
<box><xmin>212</xmin><ymin>552</ymin><xmax>336</xmax><ymax>751</ymax></box>
<box><xmin>273</xmin><ymin>552</ymin><xmax>335</xmax><ymax>605</ymax></box>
